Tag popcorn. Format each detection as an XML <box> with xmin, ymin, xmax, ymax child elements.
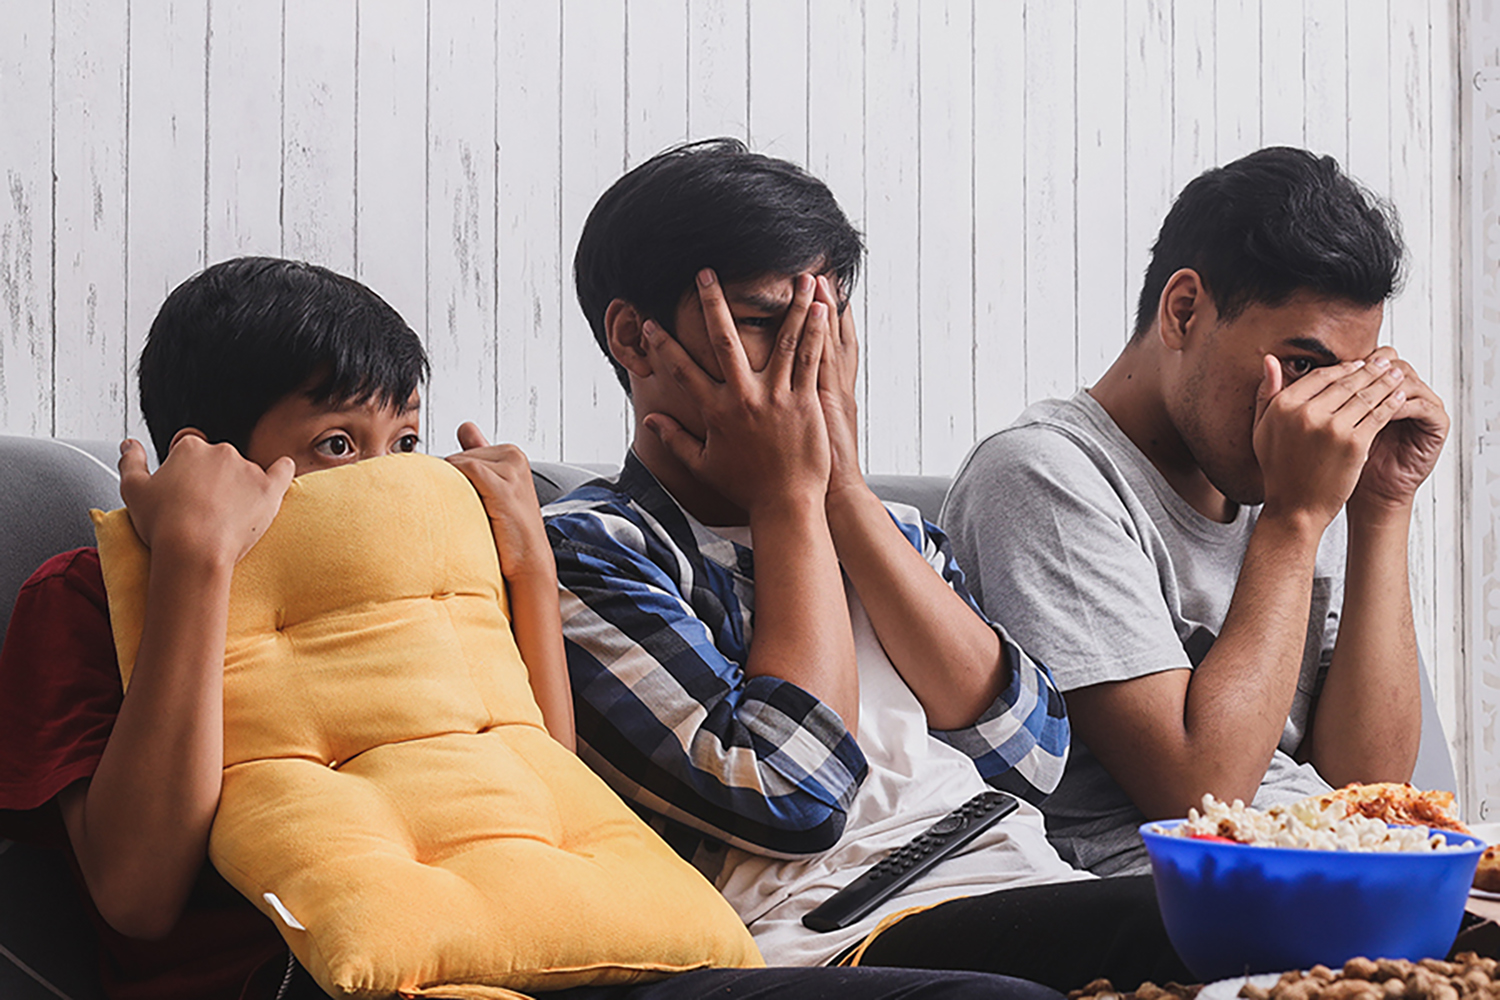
<box><xmin>1154</xmin><ymin>793</ymin><xmax>1458</xmax><ymax>853</ymax></box>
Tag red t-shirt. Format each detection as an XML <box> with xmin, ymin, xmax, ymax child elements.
<box><xmin>0</xmin><ymin>548</ymin><xmax>287</xmax><ymax>1000</ymax></box>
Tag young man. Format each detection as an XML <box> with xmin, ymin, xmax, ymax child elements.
<box><xmin>942</xmin><ymin>147</ymin><xmax>1449</xmax><ymax>876</ymax></box>
<box><xmin>545</xmin><ymin>139</ymin><xmax>1192</xmax><ymax>992</ymax></box>
<box><xmin>0</xmin><ymin>256</ymin><xmax>1061</xmax><ymax>1000</ymax></box>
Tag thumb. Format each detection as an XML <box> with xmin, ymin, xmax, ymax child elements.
<box><xmin>264</xmin><ymin>455</ymin><xmax>297</xmax><ymax>498</ymax></box>
<box><xmin>117</xmin><ymin>438</ymin><xmax>150</xmax><ymax>480</ymax></box>
<box><xmin>644</xmin><ymin>413</ymin><xmax>706</xmax><ymax>473</ymax></box>
<box><xmin>117</xmin><ymin>439</ymin><xmax>151</xmax><ymax>503</ymax></box>
<box><xmin>457</xmin><ymin>421</ymin><xmax>490</xmax><ymax>451</ymax></box>
<box><xmin>1254</xmin><ymin>355</ymin><xmax>1282</xmax><ymax>427</ymax></box>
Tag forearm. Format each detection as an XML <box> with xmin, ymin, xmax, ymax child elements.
<box><xmin>64</xmin><ymin>550</ymin><xmax>232</xmax><ymax>939</ymax></box>
<box><xmin>1306</xmin><ymin>502</ymin><xmax>1420</xmax><ymax>783</ymax></box>
<box><xmin>826</xmin><ymin>486</ymin><xmax>1004</xmax><ymax>729</ymax></box>
<box><xmin>1074</xmin><ymin>512</ymin><xmax>1325</xmax><ymax>820</ymax></box>
<box><xmin>504</xmin><ymin>558</ymin><xmax>576</xmax><ymax>752</ymax></box>
<box><xmin>744</xmin><ymin>495</ymin><xmax>859</xmax><ymax>735</ymax></box>
<box><xmin>1175</xmin><ymin>513</ymin><xmax>1325</xmax><ymax>804</ymax></box>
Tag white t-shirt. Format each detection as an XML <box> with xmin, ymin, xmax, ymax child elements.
<box><xmin>707</xmin><ymin>524</ymin><xmax>1089</xmax><ymax>968</ymax></box>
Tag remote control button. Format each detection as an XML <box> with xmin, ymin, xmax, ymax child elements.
<box><xmin>931</xmin><ymin>814</ymin><xmax>965</xmax><ymax>836</ymax></box>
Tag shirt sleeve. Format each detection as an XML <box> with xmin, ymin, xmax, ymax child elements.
<box><xmin>942</xmin><ymin>427</ymin><xmax>1194</xmax><ymax>693</ymax></box>
<box><xmin>0</xmin><ymin>548</ymin><xmax>122</xmax><ymax>834</ymax></box>
<box><xmin>883</xmin><ymin>505</ymin><xmax>1070</xmax><ymax>804</ymax></box>
<box><xmin>548</xmin><ymin>510</ymin><xmax>868</xmax><ymax>858</ymax></box>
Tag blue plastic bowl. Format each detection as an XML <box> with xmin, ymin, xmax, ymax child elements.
<box><xmin>1141</xmin><ymin>819</ymin><xmax>1485</xmax><ymax>982</ymax></box>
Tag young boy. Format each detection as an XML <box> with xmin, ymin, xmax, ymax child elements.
<box><xmin>0</xmin><ymin>256</ymin><xmax>1063</xmax><ymax>1000</ymax></box>
<box><xmin>544</xmin><ymin>139</ymin><xmax>1192</xmax><ymax>992</ymax></box>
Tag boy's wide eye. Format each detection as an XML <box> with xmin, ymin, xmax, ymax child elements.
<box><xmin>314</xmin><ymin>434</ymin><xmax>355</xmax><ymax>458</ymax></box>
<box><xmin>395</xmin><ymin>434</ymin><xmax>419</xmax><ymax>454</ymax></box>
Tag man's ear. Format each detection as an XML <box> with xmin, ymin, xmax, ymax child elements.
<box><xmin>604</xmin><ymin>299</ymin><xmax>654</xmax><ymax>379</ymax></box>
<box><xmin>1156</xmin><ymin>269</ymin><xmax>1205</xmax><ymax>351</ymax></box>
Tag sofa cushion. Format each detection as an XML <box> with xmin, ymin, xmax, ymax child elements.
<box><xmin>92</xmin><ymin>453</ymin><xmax>761</xmax><ymax>999</ymax></box>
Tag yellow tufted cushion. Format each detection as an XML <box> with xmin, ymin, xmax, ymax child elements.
<box><xmin>92</xmin><ymin>453</ymin><xmax>762</xmax><ymax>1000</ymax></box>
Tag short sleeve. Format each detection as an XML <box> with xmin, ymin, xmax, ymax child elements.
<box><xmin>0</xmin><ymin>548</ymin><xmax>122</xmax><ymax>823</ymax></box>
<box><xmin>942</xmin><ymin>428</ymin><xmax>1192</xmax><ymax>693</ymax></box>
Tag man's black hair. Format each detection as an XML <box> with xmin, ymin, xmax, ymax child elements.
<box><xmin>574</xmin><ymin>137</ymin><xmax>865</xmax><ymax>392</ymax></box>
<box><xmin>138</xmin><ymin>256</ymin><xmax>429</xmax><ymax>461</ymax></box>
<box><xmin>1133</xmin><ymin>146</ymin><xmax>1403</xmax><ymax>341</ymax></box>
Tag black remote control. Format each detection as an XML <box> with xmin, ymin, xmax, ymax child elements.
<box><xmin>801</xmin><ymin>790</ymin><xmax>1020</xmax><ymax>932</ymax></box>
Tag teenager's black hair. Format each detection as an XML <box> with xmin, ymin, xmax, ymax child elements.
<box><xmin>137</xmin><ymin>257</ymin><xmax>429</xmax><ymax>461</ymax></box>
<box><xmin>1133</xmin><ymin>146</ymin><xmax>1403</xmax><ymax>341</ymax></box>
<box><xmin>574</xmin><ymin>137</ymin><xmax>865</xmax><ymax>392</ymax></box>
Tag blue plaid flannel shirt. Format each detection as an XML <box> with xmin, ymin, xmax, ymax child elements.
<box><xmin>543</xmin><ymin>452</ymin><xmax>1069</xmax><ymax>871</ymax></box>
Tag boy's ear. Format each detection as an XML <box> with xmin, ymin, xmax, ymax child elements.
<box><xmin>1157</xmin><ymin>268</ymin><xmax>1204</xmax><ymax>352</ymax></box>
<box><xmin>604</xmin><ymin>300</ymin><xmax>655</xmax><ymax>379</ymax></box>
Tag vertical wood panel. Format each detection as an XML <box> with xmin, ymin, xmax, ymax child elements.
<box><xmin>1076</xmin><ymin>0</ymin><xmax>1127</xmax><ymax>387</ymax></box>
<box><xmin>1215</xmin><ymin>0</ymin><xmax>1261</xmax><ymax>164</ymax></box>
<box><xmin>1424</xmin><ymin>0</ymin><xmax>1462</xmax><ymax>754</ymax></box>
<box><xmin>1302</xmin><ymin>0</ymin><xmax>1348</xmax><ymax>162</ymax></box>
<box><xmin>125</xmin><ymin>0</ymin><xmax>207</xmax><ymax>447</ymax></box>
<box><xmin>864</xmin><ymin>0</ymin><xmax>921</xmax><ymax>473</ymax></box>
<box><xmin>1389</xmin><ymin>2</ymin><xmax>1436</xmax><ymax>687</ymax></box>
<box><xmin>1346</xmin><ymin>0</ymin><xmax>1392</xmax><ymax>195</ymax></box>
<box><xmin>688</xmin><ymin>0</ymin><xmax>748</xmax><ymax>141</ymax></box>
<box><xmin>354</xmin><ymin>1</ymin><xmax>427</xmax><ymax>366</ymax></box>
<box><xmin>0</xmin><ymin>2</ymin><xmax>54</xmax><ymax>436</ymax></box>
<box><xmin>806</xmin><ymin>0</ymin><xmax>865</xmax><ymax>232</ymax></box>
<box><xmin>205</xmin><ymin>2</ymin><xmax>282</xmax><ymax>260</ymax></box>
<box><xmin>806</xmin><ymin>0</ymin><xmax>867</xmax><ymax>463</ymax></box>
<box><xmin>283</xmin><ymin>0</ymin><xmax>356</xmax><ymax>273</ymax></box>
<box><xmin>561</xmin><ymin>0</ymin><xmax>628</xmax><ymax>463</ymax></box>
<box><xmin>425</xmin><ymin>0</ymin><xmax>498</xmax><ymax>451</ymax></box>
<box><xmin>1124</xmin><ymin>0</ymin><xmax>1173</xmax><ymax>340</ymax></box>
<box><xmin>358</xmin><ymin>1</ymin><xmax>432</xmax><ymax>347</ymax></box>
<box><xmin>917</xmin><ymin>0</ymin><xmax>973</xmax><ymax>474</ymax></box>
<box><xmin>1171</xmin><ymin>1</ymin><xmax>1215</xmax><ymax>191</ymax></box>
<box><xmin>498</xmin><ymin>2</ymin><xmax>563</xmax><ymax>455</ymax></box>
<box><xmin>624</xmin><ymin>0</ymin><xmax>688</xmax><ymax>167</ymax></box>
<box><xmin>973</xmin><ymin>0</ymin><xmax>1027</xmax><ymax>439</ymax></box>
<box><xmin>1023</xmin><ymin>0</ymin><xmax>1077</xmax><ymax>404</ymax></box>
<box><xmin>1260</xmin><ymin>0</ymin><xmax>1306</xmax><ymax>148</ymax></box>
<box><xmin>54</xmin><ymin>0</ymin><xmax>128</xmax><ymax>438</ymax></box>
<box><xmin>746</xmin><ymin>0</ymin><xmax>807</xmax><ymax>164</ymax></box>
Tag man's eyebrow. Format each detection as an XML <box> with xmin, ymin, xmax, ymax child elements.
<box><xmin>1281</xmin><ymin>337</ymin><xmax>1340</xmax><ymax>363</ymax></box>
<box><xmin>731</xmin><ymin>290</ymin><xmax>793</xmax><ymax>312</ymax></box>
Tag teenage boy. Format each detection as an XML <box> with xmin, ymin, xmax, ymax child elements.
<box><xmin>942</xmin><ymin>147</ymin><xmax>1449</xmax><ymax>876</ymax></box>
<box><xmin>545</xmin><ymin>139</ymin><xmax>1192</xmax><ymax>992</ymax></box>
<box><xmin>0</xmin><ymin>256</ymin><xmax>1064</xmax><ymax>1000</ymax></box>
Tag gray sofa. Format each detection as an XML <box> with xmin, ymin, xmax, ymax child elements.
<box><xmin>0</xmin><ymin>435</ymin><xmax>1458</xmax><ymax>998</ymax></box>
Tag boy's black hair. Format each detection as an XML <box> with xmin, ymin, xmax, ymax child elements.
<box><xmin>138</xmin><ymin>256</ymin><xmax>429</xmax><ymax>462</ymax></box>
<box><xmin>574</xmin><ymin>138</ymin><xmax>865</xmax><ymax>392</ymax></box>
<box><xmin>1133</xmin><ymin>146</ymin><xmax>1403</xmax><ymax>341</ymax></box>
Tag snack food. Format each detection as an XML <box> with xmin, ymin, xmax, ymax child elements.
<box><xmin>1310</xmin><ymin>783</ymin><xmax>1469</xmax><ymax>835</ymax></box>
<box><xmin>1239</xmin><ymin>954</ymin><xmax>1499</xmax><ymax>1000</ymax></box>
<box><xmin>1475</xmin><ymin>845</ymin><xmax>1500</xmax><ymax>893</ymax></box>
<box><xmin>1068</xmin><ymin>955</ymin><xmax>1500</xmax><ymax>1000</ymax></box>
<box><xmin>1160</xmin><ymin>794</ymin><xmax>1459</xmax><ymax>853</ymax></box>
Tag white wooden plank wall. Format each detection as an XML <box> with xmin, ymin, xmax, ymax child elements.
<box><xmin>0</xmin><ymin>0</ymin><xmax>1475</xmax><ymax>806</ymax></box>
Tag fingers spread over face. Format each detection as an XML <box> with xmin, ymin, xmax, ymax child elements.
<box><xmin>694</xmin><ymin>268</ymin><xmax>753</xmax><ymax>386</ymax></box>
<box><xmin>765</xmin><ymin>273</ymin><xmax>816</xmax><ymax>387</ymax></box>
<box><xmin>642</xmin><ymin>318</ymin><xmax>717</xmax><ymax>405</ymax></box>
<box><xmin>794</xmin><ymin>301</ymin><xmax>829</xmax><ymax>394</ymax></box>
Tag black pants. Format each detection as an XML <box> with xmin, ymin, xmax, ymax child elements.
<box><xmin>853</xmin><ymin>875</ymin><xmax>1194</xmax><ymax>994</ymax></box>
<box><xmin>278</xmin><ymin>957</ymin><xmax>1064</xmax><ymax>1000</ymax></box>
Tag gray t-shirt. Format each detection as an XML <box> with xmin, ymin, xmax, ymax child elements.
<box><xmin>941</xmin><ymin>390</ymin><xmax>1339</xmax><ymax>875</ymax></box>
